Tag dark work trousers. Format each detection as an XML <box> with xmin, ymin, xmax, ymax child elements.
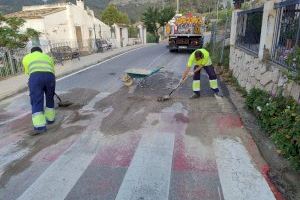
<box><xmin>193</xmin><ymin>65</ymin><xmax>219</xmax><ymax>95</ymax></box>
<box><xmin>28</xmin><ymin>72</ymin><xmax>55</xmax><ymax>129</ymax></box>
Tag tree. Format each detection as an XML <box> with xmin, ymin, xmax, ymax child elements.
<box><xmin>142</xmin><ymin>6</ymin><xmax>175</xmax><ymax>42</ymax></box>
<box><xmin>142</xmin><ymin>7</ymin><xmax>159</xmax><ymax>36</ymax></box>
<box><xmin>0</xmin><ymin>14</ymin><xmax>39</xmax><ymax>49</ymax></box>
<box><xmin>101</xmin><ymin>4</ymin><xmax>130</xmax><ymax>38</ymax></box>
<box><xmin>158</xmin><ymin>7</ymin><xmax>176</xmax><ymax>27</ymax></box>
<box><xmin>101</xmin><ymin>4</ymin><xmax>130</xmax><ymax>26</ymax></box>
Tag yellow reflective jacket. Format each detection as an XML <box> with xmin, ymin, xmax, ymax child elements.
<box><xmin>187</xmin><ymin>48</ymin><xmax>212</xmax><ymax>68</ymax></box>
<box><xmin>22</xmin><ymin>52</ymin><xmax>55</xmax><ymax>75</ymax></box>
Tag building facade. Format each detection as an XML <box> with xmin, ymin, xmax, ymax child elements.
<box><xmin>6</xmin><ymin>0</ymin><xmax>111</xmax><ymax>52</ymax></box>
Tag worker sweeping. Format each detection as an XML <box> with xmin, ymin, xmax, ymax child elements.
<box><xmin>181</xmin><ymin>48</ymin><xmax>222</xmax><ymax>99</ymax></box>
<box><xmin>22</xmin><ymin>47</ymin><xmax>56</xmax><ymax>135</ymax></box>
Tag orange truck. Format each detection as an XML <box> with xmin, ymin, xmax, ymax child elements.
<box><xmin>166</xmin><ymin>14</ymin><xmax>205</xmax><ymax>52</ymax></box>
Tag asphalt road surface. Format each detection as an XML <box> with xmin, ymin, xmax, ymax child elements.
<box><xmin>0</xmin><ymin>44</ymin><xmax>277</xmax><ymax>200</ymax></box>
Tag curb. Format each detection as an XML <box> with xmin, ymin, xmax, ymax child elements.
<box><xmin>0</xmin><ymin>44</ymin><xmax>148</xmax><ymax>102</ymax></box>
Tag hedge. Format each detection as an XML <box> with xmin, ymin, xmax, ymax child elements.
<box><xmin>246</xmin><ymin>88</ymin><xmax>300</xmax><ymax>170</ymax></box>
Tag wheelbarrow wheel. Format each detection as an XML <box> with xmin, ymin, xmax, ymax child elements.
<box><xmin>122</xmin><ymin>74</ymin><xmax>134</xmax><ymax>86</ymax></box>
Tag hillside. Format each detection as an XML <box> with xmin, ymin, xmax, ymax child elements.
<box><xmin>0</xmin><ymin>0</ymin><xmax>219</xmax><ymax>21</ymax></box>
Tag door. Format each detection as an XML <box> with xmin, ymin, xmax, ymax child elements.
<box><xmin>75</xmin><ymin>26</ymin><xmax>83</xmax><ymax>50</ymax></box>
<box><xmin>120</xmin><ymin>28</ymin><xmax>123</xmax><ymax>47</ymax></box>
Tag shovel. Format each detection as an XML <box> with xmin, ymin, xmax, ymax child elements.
<box><xmin>157</xmin><ymin>76</ymin><xmax>189</xmax><ymax>102</ymax></box>
<box><xmin>157</xmin><ymin>67</ymin><xmax>202</xmax><ymax>102</ymax></box>
<box><xmin>55</xmin><ymin>93</ymin><xmax>73</xmax><ymax>107</ymax></box>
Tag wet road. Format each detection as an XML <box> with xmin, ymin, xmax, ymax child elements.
<box><xmin>0</xmin><ymin>44</ymin><xmax>276</xmax><ymax>200</ymax></box>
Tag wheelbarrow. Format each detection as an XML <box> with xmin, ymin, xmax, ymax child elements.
<box><xmin>122</xmin><ymin>66</ymin><xmax>164</xmax><ymax>86</ymax></box>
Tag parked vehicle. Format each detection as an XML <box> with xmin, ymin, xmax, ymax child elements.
<box><xmin>166</xmin><ymin>13</ymin><xmax>206</xmax><ymax>52</ymax></box>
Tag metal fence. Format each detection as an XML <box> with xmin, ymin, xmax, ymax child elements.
<box><xmin>206</xmin><ymin>13</ymin><xmax>232</xmax><ymax>66</ymax></box>
<box><xmin>272</xmin><ymin>0</ymin><xmax>300</xmax><ymax>71</ymax></box>
<box><xmin>236</xmin><ymin>7</ymin><xmax>264</xmax><ymax>54</ymax></box>
<box><xmin>0</xmin><ymin>48</ymin><xmax>27</xmax><ymax>79</ymax></box>
<box><xmin>0</xmin><ymin>38</ymin><xmax>118</xmax><ymax>79</ymax></box>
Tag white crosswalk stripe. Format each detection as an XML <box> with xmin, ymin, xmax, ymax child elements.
<box><xmin>115</xmin><ymin>132</ymin><xmax>175</xmax><ymax>200</ymax></box>
<box><xmin>16</xmin><ymin>93</ymin><xmax>112</xmax><ymax>200</ymax></box>
<box><xmin>17</xmin><ymin>130</ymin><xmax>103</xmax><ymax>200</ymax></box>
<box><xmin>214</xmin><ymin>137</ymin><xmax>276</xmax><ymax>200</ymax></box>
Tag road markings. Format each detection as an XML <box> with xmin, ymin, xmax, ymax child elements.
<box><xmin>217</xmin><ymin>186</ymin><xmax>223</xmax><ymax>200</ymax></box>
<box><xmin>214</xmin><ymin>94</ymin><xmax>226</xmax><ymax>112</ymax></box>
<box><xmin>146</xmin><ymin>50</ymin><xmax>169</xmax><ymax>68</ymax></box>
<box><xmin>115</xmin><ymin>132</ymin><xmax>175</xmax><ymax>200</ymax></box>
<box><xmin>0</xmin><ymin>46</ymin><xmax>145</xmax><ymax>126</ymax></box>
<box><xmin>16</xmin><ymin>93</ymin><xmax>112</xmax><ymax>200</ymax></box>
<box><xmin>0</xmin><ymin>112</ymin><xmax>30</xmax><ymax>126</ymax></box>
<box><xmin>16</xmin><ymin>131</ymin><xmax>103</xmax><ymax>200</ymax></box>
<box><xmin>57</xmin><ymin>46</ymin><xmax>146</xmax><ymax>81</ymax></box>
<box><xmin>214</xmin><ymin>138</ymin><xmax>276</xmax><ymax>200</ymax></box>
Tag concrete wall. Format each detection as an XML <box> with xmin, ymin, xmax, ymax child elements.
<box><xmin>95</xmin><ymin>19</ymin><xmax>111</xmax><ymax>39</ymax></box>
<box><xmin>113</xmin><ymin>24</ymin><xmax>129</xmax><ymax>48</ymax></box>
<box><xmin>23</xmin><ymin>19</ymin><xmax>45</xmax><ymax>39</ymax></box>
<box><xmin>229</xmin><ymin>0</ymin><xmax>300</xmax><ymax>103</ymax></box>
<box><xmin>122</xmin><ymin>27</ymin><xmax>129</xmax><ymax>47</ymax></box>
<box><xmin>137</xmin><ymin>25</ymin><xmax>147</xmax><ymax>44</ymax></box>
<box><xmin>43</xmin><ymin>10</ymin><xmax>69</xmax><ymax>43</ymax></box>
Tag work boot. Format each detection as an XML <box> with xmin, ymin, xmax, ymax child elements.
<box><xmin>214</xmin><ymin>91</ymin><xmax>224</xmax><ymax>97</ymax></box>
<box><xmin>190</xmin><ymin>93</ymin><xmax>200</xmax><ymax>99</ymax></box>
<box><xmin>30</xmin><ymin>127</ymin><xmax>47</xmax><ymax>136</ymax></box>
<box><xmin>47</xmin><ymin>120</ymin><xmax>55</xmax><ymax>125</ymax></box>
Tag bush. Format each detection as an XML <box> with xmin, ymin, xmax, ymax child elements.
<box><xmin>246</xmin><ymin>88</ymin><xmax>300</xmax><ymax>170</ymax></box>
<box><xmin>205</xmin><ymin>41</ymin><xmax>230</xmax><ymax>68</ymax></box>
<box><xmin>146</xmin><ymin>33</ymin><xmax>159</xmax><ymax>43</ymax></box>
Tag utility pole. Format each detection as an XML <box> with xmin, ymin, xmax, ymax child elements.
<box><xmin>176</xmin><ymin>0</ymin><xmax>179</xmax><ymax>14</ymax></box>
<box><xmin>217</xmin><ymin>0</ymin><xmax>220</xmax><ymax>20</ymax></box>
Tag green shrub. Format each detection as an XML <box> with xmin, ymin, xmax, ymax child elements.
<box><xmin>205</xmin><ymin>41</ymin><xmax>230</xmax><ymax>68</ymax></box>
<box><xmin>147</xmin><ymin>33</ymin><xmax>159</xmax><ymax>43</ymax></box>
<box><xmin>246</xmin><ymin>88</ymin><xmax>300</xmax><ymax>170</ymax></box>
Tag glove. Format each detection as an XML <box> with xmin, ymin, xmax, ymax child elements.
<box><xmin>179</xmin><ymin>78</ymin><xmax>184</xmax><ymax>84</ymax></box>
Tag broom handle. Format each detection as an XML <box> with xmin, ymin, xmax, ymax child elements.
<box><xmin>168</xmin><ymin>75</ymin><xmax>189</xmax><ymax>96</ymax></box>
<box><xmin>54</xmin><ymin>93</ymin><xmax>62</xmax><ymax>102</ymax></box>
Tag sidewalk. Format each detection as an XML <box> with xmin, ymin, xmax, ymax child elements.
<box><xmin>0</xmin><ymin>44</ymin><xmax>149</xmax><ymax>101</ymax></box>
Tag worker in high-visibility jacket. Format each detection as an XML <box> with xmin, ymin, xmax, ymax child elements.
<box><xmin>22</xmin><ymin>47</ymin><xmax>56</xmax><ymax>135</ymax></box>
<box><xmin>181</xmin><ymin>48</ymin><xmax>222</xmax><ymax>98</ymax></box>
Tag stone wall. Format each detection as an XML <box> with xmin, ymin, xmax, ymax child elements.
<box><xmin>230</xmin><ymin>46</ymin><xmax>300</xmax><ymax>103</ymax></box>
<box><xmin>229</xmin><ymin>0</ymin><xmax>300</xmax><ymax>103</ymax></box>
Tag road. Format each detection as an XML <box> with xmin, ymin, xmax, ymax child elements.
<box><xmin>0</xmin><ymin>44</ymin><xmax>276</xmax><ymax>200</ymax></box>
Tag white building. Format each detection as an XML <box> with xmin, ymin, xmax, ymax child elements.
<box><xmin>113</xmin><ymin>23</ymin><xmax>129</xmax><ymax>48</ymax></box>
<box><xmin>6</xmin><ymin>0</ymin><xmax>112</xmax><ymax>52</ymax></box>
<box><xmin>137</xmin><ymin>23</ymin><xmax>147</xmax><ymax>45</ymax></box>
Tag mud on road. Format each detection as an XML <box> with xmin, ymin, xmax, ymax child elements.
<box><xmin>0</xmin><ymin>69</ymin><xmax>288</xmax><ymax>200</ymax></box>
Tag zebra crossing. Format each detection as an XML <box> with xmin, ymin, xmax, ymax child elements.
<box><xmin>0</xmin><ymin>108</ymin><xmax>277</xmax><ymax>200</ymax></box>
